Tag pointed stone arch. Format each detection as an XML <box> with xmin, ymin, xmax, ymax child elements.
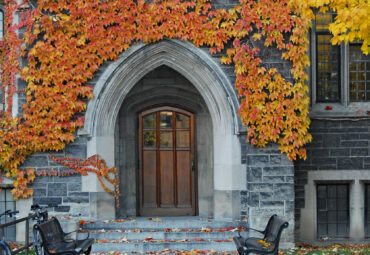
<box><xmin>79</xmin><ymin>39</ymin><xmax>245</xmax><ymax>219</ymax></box>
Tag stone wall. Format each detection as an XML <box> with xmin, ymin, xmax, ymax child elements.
<box><xmin>234</xmin><ymin>21</ymin><xmax>295</xmax><ymax>243</ymax></box>
<box><xmin>239</xmin><ymin>139</ymin><xmax>295</xmax><ymax>243</ymax></box>
<box><xmin>24</xmin><ymin>137</ymin><xmax>90</xmax><ymax>216</ymax></box>
<box><xmin>12</xmin><ymin>0</ymin><xmax>298</xmax><ymax>244</ymax></box>
<box><xmin>294</xmin><ymin>118</ymin><xmax>370</xmax><ymax>241</ymax></box>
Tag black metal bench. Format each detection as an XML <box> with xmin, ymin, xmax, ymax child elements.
<box><xmin>233</xmin><ymin>214</ymin><xmax>289</xmax><ymax>255</ymax></box>
<box><xmin>34</xmin><ymin>217</ymin><xmax>94</xmax><ymax>255</ymax></box>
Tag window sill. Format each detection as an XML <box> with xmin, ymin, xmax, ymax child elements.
<box><xmin>309</xmin><ymin>102</ymin><xmax>370</xmax><ymax>119</ymax></box>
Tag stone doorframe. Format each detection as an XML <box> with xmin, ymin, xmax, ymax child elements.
<box><xmin>78</xmin><ymin>39</ymin><xmax>245</xmax><ymax>220</ymax></box>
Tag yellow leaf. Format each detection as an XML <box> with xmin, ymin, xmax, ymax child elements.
<box><xmin>253</xmin><ymin>33</ymin><xmax>261</xmax><ymax>41</ymax></box>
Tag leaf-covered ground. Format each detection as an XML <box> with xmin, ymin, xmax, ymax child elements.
<box><xmin>12</xmin><ymin>243</ymin><xmax>370</xmax><ymax>254</ymax></box>
<box><xmin>281</xmin><ymin>243</ymin><xmax>370</xmax><ymax>255</ymax></box>
<box><xmin>88</xmin><ymin>244</ymin><xmax>370</xmax><ymax>254</ymax></box>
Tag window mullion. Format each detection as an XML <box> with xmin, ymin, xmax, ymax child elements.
<box><xmin>342</xmin><ymin>42</ymin><xmax>349</xmax><ymax>106</ymax></box>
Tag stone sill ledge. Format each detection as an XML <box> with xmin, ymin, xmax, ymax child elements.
<box><xmin>296</xmin><ymin>239</ymin><xmax>370</xmax><ymax>246</ymax></box>
<box><xmin>309</xmin><ymin>103</ymin><xmax>370</xmax><ymax>119</ymax></box>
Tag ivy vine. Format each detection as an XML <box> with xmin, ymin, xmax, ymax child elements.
<box><xmin>1</xmin><ymin>0</ymin><xmax>366</xmax><ymax>201</ymax></box>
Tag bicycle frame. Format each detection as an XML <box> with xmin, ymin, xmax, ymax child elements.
<box><xmin>0</xmin><ymin>240</ymin><xmax>11</xmax><ymax>255</ymax></box>
<box><xmin>0</xmin><ymin>211</ymin><xmax>38</xmax><ymax>255</ymax></box>
<box><xmin>30</xmin><ymin>205</ymin><xmax>49</xmax><ymax>255</ymax></box>
<box><xmin>0</xmin><ymin>205</ymin><xmax>51</xmax><ymax>255</ymax></box>
<box><xmin>0</xmin><ymin>210</ymin><xmax>19</xmax><ymax>255</ymax></box>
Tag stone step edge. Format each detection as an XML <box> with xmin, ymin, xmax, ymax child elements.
<box><xmin>81</xmin><ymin>220</ymin><xmax>241</xmax><ymax>227</ymax></box>
<box><xmin>78</xmin><ymin>232</ymin><xmax>238</xmax><ymax>240</ymax></box>
<box><xmin>80</xmin><ymin>228</ymin><xmax>243</xmax><ymax>233</ymax></box>
<box><xmin>82</xmin><ymin>224</ymin><xmax>240</xmax><ymax>229</ymax></box>
<box><xmin>94</xmin><ymin>239</ymin><xmax>235</xmax><ymax>244</ymax></box>
<box><xmin>92</xmin><ymin>252</ymin><xmax>238</xmax><ymax>255</ymax></box>
<box><xmin>91</xmin><ymin>251</ymin><xmax>238</xmax><ymax>255</ymax></box>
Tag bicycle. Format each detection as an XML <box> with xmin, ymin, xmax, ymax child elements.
<box><xmin>0</xmin><ymin>210</ymin><xmax>19</xmax><ymax>255</ymax></box>
<box><xmin>30</xmin><ymin>204</ymin><xmax>49</xmax><ymax>255</ymax></box>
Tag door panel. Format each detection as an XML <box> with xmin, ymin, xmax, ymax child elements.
<box><xmin>142</xmin><ymin>151</ymin><xmax>157</xmax><ymax>207</ymax></box>
<box><xmin>160</xmin><ymin>151</ymin><xmax>174</xmax><ymax>207</ymax></box>
<box><xmin>176</xmin><ymin>150</ymin><xmax>191</xmax><ymax>207</ymax></box>
<box><xmin>139</xmin><ymin>106</ymin><xmax>196</xmax><ymax>216</ymax></box>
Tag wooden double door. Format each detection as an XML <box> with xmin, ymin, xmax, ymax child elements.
<box><xmin>139</xmin><ymin>106</ymin><xmax>196</xmax><ymax>216</ymax></box>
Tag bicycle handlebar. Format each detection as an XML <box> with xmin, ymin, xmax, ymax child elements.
<box><xmin>0</xmin><ymin>210</ymin><xmax>19</xmax><ymax>218</ymax></box>
<box><xmin>31</xmin><ymin>204</ymin><xmax>51</xmax><ymax>211</ymax></box>
<box><xmin>31</xmin><ymin>204</ymin><xmax>47</xmax><ymax>211</ymax></box>
<box><xmin>30</xmin><ymin>204</ymin><xmax>49</xmax><ymax>223</ymax></box>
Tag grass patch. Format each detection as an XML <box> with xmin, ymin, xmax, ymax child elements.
<box><xmin>281</xmin><ymin>243</ymin><xmax>370</xmax><ymax>255</ymax></box>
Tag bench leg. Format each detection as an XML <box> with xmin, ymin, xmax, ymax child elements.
<box><xmin>83</xmin><ymin>246</ymin><xmax>91</xmax><ymax>255</ymax></box>
<box><xmin>237</xmin><ymin>250</ymin><xmax>248</xmax><ymax>255</ymax></box>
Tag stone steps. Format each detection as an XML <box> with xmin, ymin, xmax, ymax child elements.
<box><xmin>80</xmin><ymin>217</ymin><xmax>244</xmax><ymax>254</ymax></box>
<box><xmin>83</xmin><ymin>217</ymin><xmax>238</xmax><ymax>230</ymax></box>
<box><xmin>84</xmin><ymin>230</ymin><xmax>237</xmax><ymax>240</ymax></box>
<box><xmin>90</xmin><ymin>241</ymin><xmax>236</xmax><ymax>254</ymax></box>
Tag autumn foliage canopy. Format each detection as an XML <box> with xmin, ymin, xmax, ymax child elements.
<box><xmin>0</xmin><ymin>0</ymin><xmax>368</xmax><ymax>200</ymax></box>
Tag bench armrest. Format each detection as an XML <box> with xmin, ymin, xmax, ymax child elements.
<box><xmin>247</xmin><ymin>227</ymin><xmax>265</xmax><ymax>235</ymax></box>
<box><xmin>64</xmin><ymin>229</ymin><xmax>90</xmax><ymax>240</ymax></box>
<box><xmin>76</xmin><ymin>231</ymin><xmax>90</xmax><ymax>239</ymax></box>
<box><xmin>63</xmin><ymin>229</ymin><xmax>78</xmax><ymax>237</ymax></box>
<box><xmin>237</xmin><ymin>223</ymin><xmax>264</xmax><ymax>237</ymax></box>
<box><xmin>63</xmin><ymin>229</ymin><xmax>90</xmax><ymax>241</ymax></box>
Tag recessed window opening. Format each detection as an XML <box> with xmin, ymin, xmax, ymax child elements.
<box><xmin>317</xmin><ymin>183</ymin><xmax>349</xmax><ymax>238</ymax></box>
<box><xmin>0</xmin><ymin>188</ymin><xmax>17</xmax><ymax>242</ymax></box>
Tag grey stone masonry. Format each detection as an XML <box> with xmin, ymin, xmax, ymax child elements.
<box><xmin>294</xmin><ymin>119</ymin><xmax>370</xmax><ymax>239</ymax></box>
<box><xmin>22</xmin><ymin>136</ymin><xmax>89</xmax><ymax>216</ymax></box>
<box><xmin>240</xmin><ymin>139</ymin><xmax>295</xmax><ymax>243</ymax></box>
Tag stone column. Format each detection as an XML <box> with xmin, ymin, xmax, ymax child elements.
<box><xmin>243</xmin><ymin>144</ymin><xmax>295</xmax><ymax>245</ymax></box>
<box><xmin>349</xmin><ymin>180</ymin><xmax>365</xmax><ymax>240</ymax></box>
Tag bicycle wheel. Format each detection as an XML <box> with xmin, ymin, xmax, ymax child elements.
<box><xmin>0</xmin><ymin>241</ymin><xmax>11</xmax><ymax>255</ymax></box>
<box><xmin>33</xmin><ymin>228</ymin><xmax>44</xmax><ymax>255</ymax></box>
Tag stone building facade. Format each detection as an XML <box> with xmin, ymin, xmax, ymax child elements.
<box><xmin>1</xmin><ymin>0</ymin><xmax>369</xmax><ymax>246</ymax></box>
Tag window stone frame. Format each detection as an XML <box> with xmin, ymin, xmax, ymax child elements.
<box><xmin>309</xmin><ymin>17</ymin><xmax>370</xmax><ymax>118</ymax></box>
<box><xmin>299</xmin><ymin>170</ymin><xmax>370</xmax><ymax>242</ymax></box>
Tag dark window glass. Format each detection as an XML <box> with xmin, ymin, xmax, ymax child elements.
<box><xmin>366</xmin><ymin>184</ymin><xmax>370</xmax><ymax>237</ymax></box>
<box><xmin>316</xmin><ymin>33</ymin><xmax>340</xmax><ymax>102</ymax></box>
<box><xmin>0</xmin><ymin>10</ymin><xmax>3</xmax><ymax>39</ymax></box>
<box><xmin>143</xmin><ymin>131</ymin><xmax>156</xmax><ymax>148</ymax></box>
<box><xmin>349</xmin><ymin>44</ymin><xmax>370</xmax><ymax>102</ymax></box>
<box><xmin>176</xmin><ymin>113</ymin><xmax>189</xmax><ymax>128</ymax></box>
<box><xmin>142</xmin><ymin>110</ymin><xmax>191</xmax><ymax>150</ymax></box>
<box><xmin>315</xmin><ymin>12</ymin><xmax>340</xmax><ymax>102</ymax></box>
<box><xmin>160</xmin><ymin>112</ymin><xmax>172</xmax><ymax>128</ymax></box>
<box><xmin>0</xmin><ymin>189</ymin><xmax>16</xmax><ymax>242</ymax></box>
<box><xmin>315</xmin><ymin>12</ymin><xmax>335</xmax><ymax>31</ymax></box>
<box><xmin>160</xmin><ymin>131</ymin><xmax>173</xmax><ymax>148</ymax></box>
<box><xmin>143</xmin><ymin>113</ymin><xmax>156</xmax><ymax>129</ymax></box>
<box><xmin>317</xmin><ymin>184</ymin><xmax>349</xmax><ymax>238</ymax></box>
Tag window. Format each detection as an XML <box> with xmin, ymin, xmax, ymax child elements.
<box><xmin>366</xmin><ymin>184</ymin><xmax>370</xmax><ymax>238</ymax></box>
<box><xmin>0</xmin><ymin>188</ymin><xmax>16</xmax><ymax>242</ymax></box>
<box><xmin>0</xmin><ymin>9</ymin><xmax>3</xmax><ymax>39</ymax></box>
<box><xmin>315</xmin><ymin>11</ymin><xmax>340</xmax><ymax>102</ymax></box>
<box><xmin>311</xmin><ymin>11</ymin><xmax>370</xmax><ymax>113</ymax></box>
<box><xmin>317</xmin><ymin>184</ymin><xmax>349</xmax><ymax>238</ymax></box>
<box><xmin>349</xmin><ymin>44</ymin><xmax>370</xmax><ymax>102</ymax></box>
